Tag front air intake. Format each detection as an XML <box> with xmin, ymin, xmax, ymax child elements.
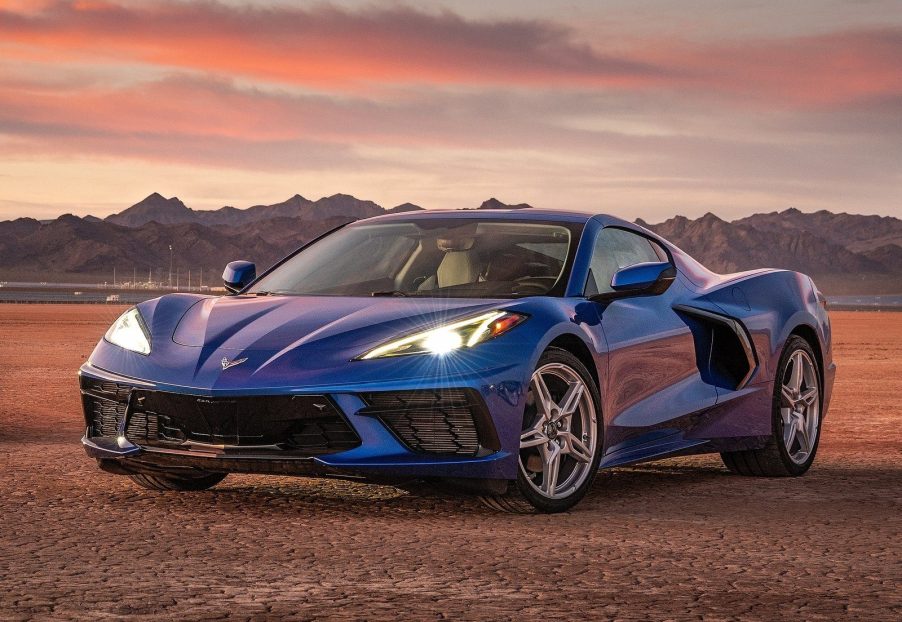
<box><xmin>79</xmin><ymin>376</ymin><xmax>360</xmax><ymax>456</ymax></box>
<box><xmin>358</xmin><ymin>389</ymin><xmax>500</xmax><ymax>456</ymax></box>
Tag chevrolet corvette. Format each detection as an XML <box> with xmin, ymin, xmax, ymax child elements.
<box><xmin>80</xmin><ymin>208</ymin><xmax>835</xmax><ymax>512</ymax></box>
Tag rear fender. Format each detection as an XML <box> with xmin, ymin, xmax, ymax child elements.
<box><xmin>700</xmin><ymin>270</ymin><xmax>830</xmax><ymax>386</ymax></box>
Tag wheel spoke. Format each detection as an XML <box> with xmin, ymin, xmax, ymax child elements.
<box><xmin>561</xmin><ymin>432</ymin><xmax>592</xmax><ymax>463</ymax></box>
<box><xmin>532</xmin><ymin>373</ymin><xmax>555</xmax><ymax>418</ymax></box>
<box><xmin>557</xmin><ymin>382</ymin><xmax>584</xmax><ymax>419</ymax></box>
<box><xmin>799</xmin><ymin>387</ymin><xmax>818</xmax><ymax>407</ymax></box>
<box><xmin>796</xmin><ymin>420</ymin><xmax>811</xmax><ymax>454</ymax></box>
<box><xmin>788</xmin><ymin>352</ymin><xmax>804</xmax><ymax>392</ymax></box>
<box><xmin>781</xmin><ymin>384</ymin><xmax>795</xmax><ymax>407</ymax></box>
<box><xmin>782</xmin><ymin>414</ymin><xmax>797</xmax><ymax>449</ymax></box>
<box><xmin>520</xmin><ymin>422</ymin><xmax>548</xmax><ymax>449</ymax></box>
<box><xmin>541</xmin><ymin>442</ymin><xmax>561</xmax><ymax>495</ymax></box>
<box><xmin>780</xmin><ymin>407</ymin><xmax>793</xmax><ymax>425</ymax></box>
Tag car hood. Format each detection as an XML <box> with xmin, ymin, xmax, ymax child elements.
<box><xmin>170</xmin><ymin>294</ymin><xmax>507</xmax><ymax>353</ymax></box>
<box><xmin>89</xmin><ymin>292</ymin><xmax>553</xmax><ymax>391</ymax></box>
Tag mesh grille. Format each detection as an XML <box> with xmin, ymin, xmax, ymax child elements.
<box><xmin>86</xmin><ymin>393</ymin><xmax>158</xmax><ymax>440</ymax></box>
<box><xmin>359</xmin><ymin>389</ymin><xmax>491</xmax><ymax>456</ymax></box>
<box><xmin>287</xmin><ymin>419</ymin><xmax>360</xmax><ymax>452</ymax></box>
<box><xmin>89</xmin><ymin>397</ymin><xmax>123</xmax><ymax>437</ymax></box>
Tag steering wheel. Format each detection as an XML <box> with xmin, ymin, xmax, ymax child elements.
<box><xmin>512</xmin><ymin>276</ymin><xmax>556</xmax><ymax>296</ymax></box>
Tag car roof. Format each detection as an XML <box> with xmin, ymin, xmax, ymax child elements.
<box><xmin>358</xmin><ymin>208</ymin><xmax>614</xmax><ymax>225</ymax></box>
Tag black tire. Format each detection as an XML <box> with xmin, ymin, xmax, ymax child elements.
<box><xmin>480</xmin><ymin>347</ymin><xmax>604</xmax><ymax>513</ymax></box>
<box><xmin>721</xmin><ymin>335</ymin><xmax>822</xmax><ymax>477</ymax></box>
<box><xmin>128</xmin><ymin>471</ymin><xmax>227</xmax><ymax>491</ymax></box>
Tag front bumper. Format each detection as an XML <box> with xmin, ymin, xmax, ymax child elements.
<box><xmin>79</xmin><ymin>362</ymin><xmax>521</xmax><ymax>480</ymax></box>
<box><xmin>83</xmin><ymin>433</ymin><xmax>142</xmax><ymax>459</ymax></box>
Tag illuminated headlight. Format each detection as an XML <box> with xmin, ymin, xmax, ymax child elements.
<box><xmin>357</xmin><ymin>311</ymin><xmax>527</xmax><ymax>360</ymax></box>
<box><xmin>104</xmin><ymin>307</ymin><xmax>151</xmax><ymax>355</ymax></box>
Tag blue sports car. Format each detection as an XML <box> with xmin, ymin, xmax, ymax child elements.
<box><xmin>80</xmin><ymin>208</ymin><xmax>835</xmax><ymax>512</ymax></box>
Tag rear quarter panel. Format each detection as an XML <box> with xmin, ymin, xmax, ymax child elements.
<box><xmin>699</xmin><ymin>269</ymin><xmax>834</xmax><ymax>414</ymax></box>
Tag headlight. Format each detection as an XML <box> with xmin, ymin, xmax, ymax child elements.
<box><xmin>104</xmin><ymin>307</ymin><xmax>151</xmax><ymax>355</ymax></box>
<box><xmin>357</xmin><ymin>310</ymin><xmax>527</xmax><ymax>360</ymax></box>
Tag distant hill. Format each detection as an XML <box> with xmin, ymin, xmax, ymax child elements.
<box><xmin>0</xmin><ymin>194</ymin><xmax>430</xmax><ymax>284</ymax></box>
<box><xmin>638</xmin><ymin>209</ymin><xmax>902</xmax><ymax>294</ymax></box>
<box><xmin>1</xmin><ymin>196</ymin><xmax>899</xmax><ymax>294</ymax></box>
<box><xmin>735</xmin><ymin>208</ymin><xmax>902</xmax><ymax>253</ymax></box>
<box><xmin>478</xmin><ymin>198</ymin><xmax>532</xmax><ymax>210</ymax></box>
<box><xmin>387</xmin><ymin>202</ymin><xmax>426</xmax><ymax>213</ymax></box>
<box><xmin>0</xmin><ymin>214</ymin><xmax>276</xmax><ymax>280</ymax></box>
<box><xmin>105</xmin><ymin>192</ymin><xmax>195</xmax><ymax>227</ymax></box>
<box><xmin>106</xmin><ymin>192</ymin><xmax>396</xmax><ymax>228</ymax></box>
<box><xmin>638</xmin><ymin>212</ymin><xmax>885</xmax><ymax>275</ymax></box>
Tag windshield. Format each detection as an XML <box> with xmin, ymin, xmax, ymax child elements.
<box><xmin>248</xmin><ymin>218</ymin><xmax>582</xmax><ymax>298</ymax></box>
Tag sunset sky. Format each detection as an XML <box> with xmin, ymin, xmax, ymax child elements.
<box><xmin>1</xmin><ymin>0</ymin><xmax>900</xmax><ymax>221</ymax></box>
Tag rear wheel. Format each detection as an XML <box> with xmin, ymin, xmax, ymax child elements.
<box><xmin>128</xmin><ymin>471</ymin><xmax>227</xmax><ymax>491</ymax></box>
<box><xmin>480</xmin><ymin>348</ymin><xmax>603</xmax><ymax>513</ymax></box>
<box><xmin>721</xmin><ymin>335</ymin><xmax>822</xmax><ymax>477</ymax></box>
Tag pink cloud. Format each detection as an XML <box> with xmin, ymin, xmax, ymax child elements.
<box><xmin>649</xmin><ymin>29</ymin><xmax>902</xmax><ymax>106</ymax></box>
<box><xmin>0</xmin><ymin>1</ymin><xmax>899</xmax><ymax>107</ymax></box>
<box><xmin>0</xmin><ymin>1</ymin><xmax>663</xmax><ymax>89</ymax></box>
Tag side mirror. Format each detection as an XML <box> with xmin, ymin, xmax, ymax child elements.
<box><xmin>590</xmin><ymin>261</ymin><xmax>675</xmax><ymax>303</ymax></box>
<box><xmin>222</xmin><ymin>261</ymin><xmax>256</xmax><ymax>293</ymax></box>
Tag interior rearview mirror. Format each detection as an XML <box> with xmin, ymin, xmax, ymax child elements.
<box><xmin>590</xmin><ymin>261</ymin><xmax>675</xmax><ymax>303</ymax></box>
<box><xmin>222</xmin><ymin>261</ymin><xmax>256</xmax><ymax>293</ymax></box>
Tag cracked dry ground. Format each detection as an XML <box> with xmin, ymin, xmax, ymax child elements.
<box><xmin>0</xmin><ymin>305</ymin><xmax>899</xmax><ymax>621</ymax></box>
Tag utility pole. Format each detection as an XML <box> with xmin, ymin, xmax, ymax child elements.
<box><xmin>168</xmin><ymin>245</ymin><xmax>173</xmax><ymax>289</ymax></box>
<box><xmin>188</xmin><ymin>269</ymin><xmax>191</xmax><ymax>291</ymax></box>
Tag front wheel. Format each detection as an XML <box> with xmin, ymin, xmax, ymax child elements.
<box><xmin>721</xmin><ymin>335</ymin><xmax>822</xmax><ymax>477</ymax></box>
<box><xmin>128</xmin><ymin>471</ymin><xmax>227</xmax><ymax>491</ymax></box>
<box><xmin>480</xmin><ymin>348</ymin><xmax>603</xmax><ymax>513</ymax></box>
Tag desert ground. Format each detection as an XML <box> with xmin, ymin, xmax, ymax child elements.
<box><xmin>0</xmin><ymin>305</ymin><xmax>899</xmax><ymax>621</ymax></box>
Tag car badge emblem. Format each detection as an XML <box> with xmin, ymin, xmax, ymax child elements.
<box><xmin>221</xmin><ymin>357</ymin><xmax>248</xmax><ymax>370</ymax></box>
<box><xmin>313</xmin><ymin>403</ymin><xmax>328</xmax><ymax>411</ymax></box>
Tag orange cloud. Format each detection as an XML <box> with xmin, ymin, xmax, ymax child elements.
<box><xmin>0</xmin><ymin>1</ymin><xmax>664</xmax><ymax>90</ymax></box>
<box><xmin>1</xmin><ymin>1</ymin><xmax>899</xmax><ymax>107</ymax></box>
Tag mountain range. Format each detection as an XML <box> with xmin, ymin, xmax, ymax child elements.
<box><xmin>1</xmin><ymin>194</ymin><xmax>900</xmax><ymax>294</ymax></box>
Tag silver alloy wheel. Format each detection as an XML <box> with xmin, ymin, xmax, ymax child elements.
<box><xmin>519</xmin><ymin>363</ymin><xmax>598</xmax><ymax>499</ymax></box>
<box><xmin>780</xmin><ymin>349</ymin><xmax>820</xmax><ymax>465</ymax></box>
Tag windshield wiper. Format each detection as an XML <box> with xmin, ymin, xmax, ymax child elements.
<box><xmin>371</xmin><ymin>290</ymin><xmax>409</xmax><ymax>297</ymax></box>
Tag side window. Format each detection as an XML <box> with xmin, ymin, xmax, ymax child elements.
<box><xmin>585</xmin><ymin>228</ymin><xmax>664</xmax><ymax>295</ymax></box>
<box><xmin>648</xmin><ymin>238</ymin><xmax>669</xmax><ymax>262</ymax></box>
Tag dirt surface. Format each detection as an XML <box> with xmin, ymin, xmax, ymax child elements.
<box><xmin>0</xmin><ymin>305</ymin><xmax>899</xmax><ymax>621</ymax></box>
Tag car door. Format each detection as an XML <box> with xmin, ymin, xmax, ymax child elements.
<box><xmin>584</xmin><ymin>227</ymin><xmax>717</xmax><ymax>462</ymax></box>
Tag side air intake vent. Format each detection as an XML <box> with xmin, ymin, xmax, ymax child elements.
<box><xmin>674</xmin><ymin>304</ymin><xmax>758</xmax><ymax>390</ymax></box>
